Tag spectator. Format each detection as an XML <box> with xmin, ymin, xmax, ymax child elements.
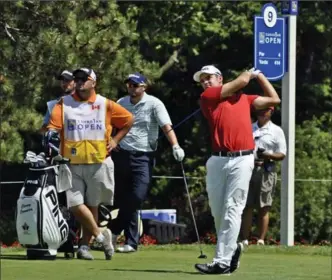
<box><xmin>110</xmin><ymin>72</ymin><xmax>185</xmax><ymax>253</ymax></box>
<box><xmin>40</xmin><ymin>70</ymin><xmax>75</xmax><ymax>133</ymax></box>
<box><xmin>241</xmin><ymin>106</ymin><xmax>287</xmax><ymax>246</ymax></box>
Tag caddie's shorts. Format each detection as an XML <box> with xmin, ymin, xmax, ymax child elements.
<box><xmin>66</xmin><ymin>157</ymin><xmax>114</xmax><ymax>208</ymax></box>
<box><xmin>246</xmin><ymin>165</ymin><xmax>277</xmax><ymax>208</ymax></box>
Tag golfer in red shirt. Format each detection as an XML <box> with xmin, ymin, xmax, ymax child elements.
<box><xmin>193</xmin><ymin>65</ymin><xmax>280</xmax><ymax>275</ymax></box>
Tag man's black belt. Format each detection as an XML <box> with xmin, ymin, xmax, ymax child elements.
<box><xmin>212</xmin><ymin>149</ymin><xmax>254</xmax><ymax>157</ymax></box>
<box><xmin>120</xmin><ymin>149</ymin><xmax>154</xmax><ymax>156</ymax></box>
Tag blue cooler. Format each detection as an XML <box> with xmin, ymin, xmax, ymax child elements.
<box><xmin>139</xmin><ymin>209</ymin><xmax>177</xmax><ymax>224</ymax></box>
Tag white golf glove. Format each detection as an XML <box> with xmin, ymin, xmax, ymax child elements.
<box><xmin>172</xmin><ymin>144</ymin><xmax>185</xmax><ymax>162</ymax></box>
<box><xmin>248</xmin><ymin>67</ymin><xmax>262</xmax><ymax>79</ymax></box>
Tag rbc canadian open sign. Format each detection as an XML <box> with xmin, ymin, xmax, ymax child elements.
<box><xmin>254</xmin><ymin>3</ymin><xmax>286</xmax><ymax>81</ymax></box>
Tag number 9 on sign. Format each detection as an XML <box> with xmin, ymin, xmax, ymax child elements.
<box><xmin>263</xmin><ymin>6</ymin><xmax>277</xmax><ymax>28</ymax></box>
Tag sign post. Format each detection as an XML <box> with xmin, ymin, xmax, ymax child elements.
<box><xmin>254</xmin><ymin>1</ymin><xmax>297</xmax><ymax>246</ymax></box>
<box><xmin>280</xmin><ymin>0</ymin><xmax>298</xmax><ymax>246</ymax></box>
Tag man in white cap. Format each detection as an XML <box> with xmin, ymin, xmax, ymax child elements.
<box><xmin>193</xmin><ymin>65</ymin><xmax>281</xmax><ymax>275</ymax></box>
<box><xmin>47</xmin><ymin>67</ymin><xmax>134</xmax><ymax>260</ymax></box>
<box><xmin>40</xmin><ymin>70</ymin><xmax>75</xmax><ymax>133</ymax></box>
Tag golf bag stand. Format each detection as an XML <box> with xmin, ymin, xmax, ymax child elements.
<box><xmin>57</xmin><ymin>191</ymin><xmax>79</xmax><ymax>259</ymax></box>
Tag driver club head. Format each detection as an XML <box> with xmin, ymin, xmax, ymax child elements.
<box><xmin>198</xmin><ymin>254</ymin><xmax>207</xmax><ymax>259</ymax></box>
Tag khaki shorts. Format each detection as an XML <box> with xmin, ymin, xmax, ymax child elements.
<box><xmin>246</xmin><ymin>166</ymin><xmax>277</xmax><ymax>208</ymax></box>
<box><xmin>66</xmin><ymin>157</ymin><xmax>114</xmax><ymax>208</ymax></box>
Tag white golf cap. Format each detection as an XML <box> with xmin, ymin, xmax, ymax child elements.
<box><xmin>193</xmin><ymin>65</ymin><xmax>222</xmax><ymax>82</ymax></box>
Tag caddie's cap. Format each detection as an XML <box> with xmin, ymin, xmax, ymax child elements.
<box><xmin>73</xmin><ymin>68</ymin><xmax>97</xmax><ymax>81</ymax></box>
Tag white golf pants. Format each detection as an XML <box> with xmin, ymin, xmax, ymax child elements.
<box><xmin>206</xmin><ymin>154</ymin><xmax>254</xmax><ymax>266</ymax></box>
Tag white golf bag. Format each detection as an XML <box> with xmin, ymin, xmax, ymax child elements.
<box><xmin>16</xmin><ymin>152</ymin><xmax>70</xmax><ymax>260</ymax></box>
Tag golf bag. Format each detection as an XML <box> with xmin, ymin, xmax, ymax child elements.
<box><xmin>16</xmin><ymin>150</ymin><xmax>78</xmax><ymax>260</ymax></box>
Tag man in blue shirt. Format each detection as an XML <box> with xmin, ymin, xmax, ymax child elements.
<box><xmin>109</xmin><ymin>72</ymin><xmax>185</xmax><ymax>253</ymax></box>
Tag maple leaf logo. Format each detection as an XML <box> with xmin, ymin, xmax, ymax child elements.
<box><xmin>22</xmin><ymin>223</ymin><xmax>29</xmax><ymax>231</ymax></box>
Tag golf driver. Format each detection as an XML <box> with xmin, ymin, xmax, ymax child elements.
<box><xmin>180</xmin><ymin>161</ymin><xmax>207</xmax><ymax>259</ymax></box>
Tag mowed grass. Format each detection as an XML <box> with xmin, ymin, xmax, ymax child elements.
<box><xmin>1</xmin><ymin>245</ymin><xmax>331</xmax><ymax>280</ymax></box>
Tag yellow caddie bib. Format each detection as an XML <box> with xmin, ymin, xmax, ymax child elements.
<box><xmin>62</xmin><ymin>94</ymin><xmax>107</xmax><ymax>164</ymax></box>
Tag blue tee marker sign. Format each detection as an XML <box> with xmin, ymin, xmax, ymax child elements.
<box><xmin>254</xmin><ymin>3</ymin><xmax>286</xmax><ymax>81</ymax></box>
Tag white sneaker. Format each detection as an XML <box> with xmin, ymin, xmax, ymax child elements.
<box><xmin>257</xmin><ymin>239</ymin><xmax>265</xmax><ymax>245</ymax></box>
<box><xmin>77</xmin><ymin>245</ymin><xmax>94</xmax><ymax>260</ymax></box>
<box><xmin>242</xmin><ymin>240</ymin><xmax>249</xmax><ymax>246</ymax></box>
<box><xmin>102</xmin><ymin>228</ymin><xmax>114</xmax><ymax>260</ymax></box>
<box><xmin>116</xmin><ymin>244</ymin><xmax>136</xmax><ymax>253</ymax></box>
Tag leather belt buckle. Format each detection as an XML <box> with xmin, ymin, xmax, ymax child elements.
<box><xmin>227</xmin><ymin>151</ymin><xmax>233</xmax><ymax>157</ymax></box>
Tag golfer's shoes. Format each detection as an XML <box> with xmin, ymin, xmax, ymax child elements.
<box><xmin>230</xmin><ymin>242</ymin><xmax>244</xmax><ymax>273</ymax></box>
<box><xmin>77</xmin><ymin>245</ymin><xmax>94</xmax><ymax>260</ymax></box>
<box><xmin>194</xmin><ymin>261</ymin><xmax>230</xmax><ymax>275</ymax></box>
<box><xmin>102</xmin><ymin>228</ymin><xmax>114</xmax><ymax>260</ymax></box>
<box><xmin>116</xmin><ymin>244</ymin><xmax>136</xmax><ymax>253</ymax></box>
<box><xmin>195</xmin><ymin>242</ymin><xmax>243</xmax><ymax>275</ymax></box>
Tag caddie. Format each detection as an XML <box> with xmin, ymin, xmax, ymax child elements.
<box><xmin>47</xmin><ymin>68</ymin><xmax>134</xmax><ymax>260</ymax></box>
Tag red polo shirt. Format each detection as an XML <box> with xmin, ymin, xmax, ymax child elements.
<box><xmin>200</xmin><ymin>86</ymin><xmax>258</xmax><ymax>152</ymax></box>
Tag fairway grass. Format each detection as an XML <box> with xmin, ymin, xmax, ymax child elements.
<box><xmin>1</xmin><ymin>245</ymin><xmax>331</xmax><ymax>280</ymax></box>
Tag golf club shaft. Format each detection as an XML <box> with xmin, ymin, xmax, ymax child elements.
<box><xmin>180</xmin><ymin>161</ymin><xmax>204</xmax><ymax>254</ymax></box>
<box><xmin>158</xmin><ymin>108</ymin><xmax>201</xmax><ymax>140</ymax></box>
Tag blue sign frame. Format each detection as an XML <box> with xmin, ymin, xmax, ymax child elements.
<box><xmin>254</xmin><ymin>3</ymin><xmax>286</xmax><ymax>81</ymax></box>
<box><xmin>282</xmin><ymin>0</ymin><xmax>299</xmax><ymax>15</ymax></box>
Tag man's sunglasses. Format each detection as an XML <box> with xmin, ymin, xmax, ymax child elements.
<box><xmin>256</xmin><ymin>109</ymin><xmax>273</xmax><ymax>116</ymax></box>
<box><xmin>127</xmin><ymin>82</ymin><xmax>145</xmax><ymax>88</ymax></box>
<box><xmin>74</xmin><ymin>76</ymin><xmax>92</xmax><ymax>82</ymax></box>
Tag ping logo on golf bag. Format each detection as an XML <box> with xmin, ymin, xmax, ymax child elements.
<box><xmin>45</xmin><ymin>188</ymin><xmax>69</xmax><ymax>242</ymax></box>
<box><xmin>26</xmin><ymin>180</ymin><xmax>39</xmax><ymax>185</ymax></box>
